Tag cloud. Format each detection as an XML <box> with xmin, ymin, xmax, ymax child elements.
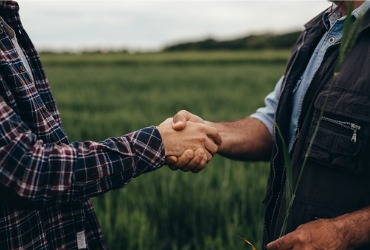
<box><xmin>17</xmin><ymin>0</ymin><xmax>330</xmax><ymax>51</ymax></box>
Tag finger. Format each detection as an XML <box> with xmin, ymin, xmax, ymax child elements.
<box><xmin>204</xmin><ymin>125</ymin><xmax>222</xmax><ymax>145</ymax></box>
<box><xmin>172</xmin><ymin>110</ymin><xmax>192</xmax><ymax>131</ymax></box>
<box><xmin>184</xmin><ymin>148</ymin><xmax>207</xmax><ymax>172</ymax></box>
<box><xmin>204</xmin><ymin>137</ymin><xmax>219</xmax><ymax>156</ymax></box>
<box><xmin>173</xmin><ymin>110</ymin><xmax>205</xmax><ymax>131</ymax></box>
<box><xmin>266</xmin><ymin>236</ymin><xmax>292</xmax><ymax>250</ymax></box>
<box><xmin>191</xmin><ymin>149</ymin><xmax>209</xmax><ymax>173</ymax></box>
<box><xmin>165</xmin><ymin>156</ymin><xmax>178</xmax><ymax>165</ymax></box>
<box><xmin>181</xmin><ymin>149</ymin><xmax>204</xmax><ymax>172</ymax></box>
<box><xmin>201</xmin><ymin>154</ymin><xmax>207</xmax><ymax>164</ymax></box>
<box><xmin>168</xmin><ymin>149</ymin><xmax>194</xmax><ymax>170</ymax></box>
<box><xmin>204</xmin><ymin>149</ymin><xmax>213</xmax><ymax>162</ymax></box>
<box><xmin>201</xmin><ymin>124</ymin><xmax>221</xmax><ymax>155</ymax></box>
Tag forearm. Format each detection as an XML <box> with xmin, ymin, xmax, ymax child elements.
<box><xmin>206</xmin><ymin>117</ymin><xmax>273</xmax><ymax>161</ymax></box>
<box><xmin>0</xmin><ymin>125</ymin><xmax>164</xmax><ymax>208</ymax></box>
<box><xmin>335</xmin><ymin>206</ymin><xmax>370</xmax><ymax>249</ymax></box>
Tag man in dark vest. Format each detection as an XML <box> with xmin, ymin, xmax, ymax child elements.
<box><xmin>171</xmin><ymin>1</ymin><xmax>370</xmax><ymax>249</ymax></box>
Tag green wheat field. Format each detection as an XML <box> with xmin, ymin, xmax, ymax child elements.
<box><xmin>41</xmin><ymin>50</ymin><xmax>289</xmax><ymax>250</ymax></box>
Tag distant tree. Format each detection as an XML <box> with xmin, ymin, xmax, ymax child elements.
<box><xmin>163</xmin><ymin>31</ymin><xmax>301</xmax><ymax>51</ymax></box>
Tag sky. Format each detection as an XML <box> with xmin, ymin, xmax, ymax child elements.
<box><xmin>16</xmin><ymin>0</ymin><xmax>331</xmax><ymax>52</ymax></box>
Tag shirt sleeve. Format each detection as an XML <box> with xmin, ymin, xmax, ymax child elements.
<box><xmin>250</xmin><ymin>76</ymin><xmax>284</xmax><ymax>135</ymax></box>
<box><xmin>0</xmin><ymin>96</ymin><xmax>165</xmax><ymax>208</ymax></box>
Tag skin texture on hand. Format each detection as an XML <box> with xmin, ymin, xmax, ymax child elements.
<box><xmin>156</xmin><ymin>117</ymin><xmax>221</xmax><ymax>172</ymax></box>
<box><xmin>172</xmin><ymin>110</ymin><xmax>205</xmax><ymax>131</ymax></box>
<box><xmin>167</xmin><ymin>148</ymin><xmax>209</xmax><ymax>173</ymax></box>
<box><xmin>267</xmin><ymin>205</ymin><xmax>370</xmax><ymax>250</ymax></box>
<box><xmin>167</xmin><ymin>110</ymin><xmax>273</xmax><ymax>172</ymax></box>
<box><xmin>166</xmin><ymin>110</ymin><xmax>211</xmax><ymax>172</ymax></box>
<box><xmin>266</xmin><ymin>219</ymin><xmax>348</xmax><ymax>250</ymax></box>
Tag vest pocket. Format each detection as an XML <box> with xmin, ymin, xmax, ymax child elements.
<box><xmin>304</xmin><ymin>111</ymin><xmax>368</xmax><ymax>174</ymax></box>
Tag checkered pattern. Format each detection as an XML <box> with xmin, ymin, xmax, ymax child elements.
<box><xmin>0</xmin><ymin>1</ymin><xmax>165</xmax><ymax>249</ymax></box>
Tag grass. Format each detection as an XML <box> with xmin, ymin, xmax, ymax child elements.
<box><xmin>41</xmin><ymin>50</ymin><xmax>290</xmax><ymax>66</ymax></box>
<box><xmin>42</xmin><ymin>50</ymin><xmax>287</xmax><ymax>250</ymax></box>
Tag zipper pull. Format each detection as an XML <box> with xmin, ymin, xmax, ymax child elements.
<box><xmin>351</xmin><ymin>124</ymin><xmax>361</xmax><ymax>143</ymax></box>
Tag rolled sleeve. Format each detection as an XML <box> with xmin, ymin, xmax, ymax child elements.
<box><xmin>250</xmin><ymin>76</ymin><xmax>283</xmax><ymax>135</ymax></box>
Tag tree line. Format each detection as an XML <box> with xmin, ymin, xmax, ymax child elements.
<box><xmin>163</xmin><ymin>30</ymin><xmax>301</xmax><ymax>51</ymax></box>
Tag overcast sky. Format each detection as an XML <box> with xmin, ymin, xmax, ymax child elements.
<box><xmin>16</xmin><ymin>0</ymin><xmax>331</xmax><ymax>52</ymax></box>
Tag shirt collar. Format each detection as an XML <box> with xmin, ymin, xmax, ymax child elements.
<box><xmin>0</xmin><ymin>1</ymin><xmax>19</xmax><ymax>11</ymax></box>
<box><xmin>323</xmin><ymin>1</ymin><xmax>370</xmax><ymax>28</ymax></box>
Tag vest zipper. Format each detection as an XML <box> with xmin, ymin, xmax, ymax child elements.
<box><xmin>291</xmin><ymin>40</ymin><xmax>341</xmax><ymax>151</ymax></box>
<box><xmin>321</xmin><ymin>116</ymin><xmax>361</xmax><ymax>143</ymax></box>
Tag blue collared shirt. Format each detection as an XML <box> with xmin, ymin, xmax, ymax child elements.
<box><xmin>251</xmin><ymin>1</ymin><xmax>370</xmax><ymax>151</ymax></box>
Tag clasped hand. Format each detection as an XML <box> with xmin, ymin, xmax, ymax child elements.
<box><xmin>157</xmin><ymin>110</ymin><xmax>220</xmax><ymax>173</ymax></box>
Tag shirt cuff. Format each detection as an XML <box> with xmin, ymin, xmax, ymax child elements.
<box><xmin>127</xmin><ymin>126</ymin><xmax>165</xmax><ymax>175</ymax></box>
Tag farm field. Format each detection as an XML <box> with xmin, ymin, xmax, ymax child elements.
<box><xmin>41</xmin><ymin>50</ymin><xmax>289</xmax><ymax>250</ymax></box>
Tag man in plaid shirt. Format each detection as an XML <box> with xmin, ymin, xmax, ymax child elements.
<box><xmin>0</xmin><ymin>1</ymin><xmax>221</xmax><ymax>249</ymax></box>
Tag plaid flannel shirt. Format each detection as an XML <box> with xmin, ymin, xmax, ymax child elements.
<box><xmin>0</xmin><ymin>1</ymin><xmax>165</xmax><ymax>249</ymax></box>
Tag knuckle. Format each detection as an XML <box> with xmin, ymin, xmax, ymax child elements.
<box><xmin>199</xmin><ymin>137</ymin><xmax>207</xmax><ymax>143</ymax></box>
<box><xmin>212</xmin><ymin>145</ymin><xmax>219</xmax><ymax>153</ymax></box>
<box><xmin>198</xmin><ymin>124</ymin><xmax>206</xmax><ymax>132</ymax></box>
<box><xmin>295</xmin><ymin>232</ymin><xmax>307</xmax><ymax>243</ymax></box>
<box><xmin>179</xmin><ymin>110</ymin><xmax>189</xmax><ymax>118</ymax></box>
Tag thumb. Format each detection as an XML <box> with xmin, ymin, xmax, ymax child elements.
<box><xmin>172</xmin><ymin>110</ymin><xmax>192</xmax><ymax>131</ymax></box>
<box><xmin>172</xmin><ymin>110</ymin><xmax>205</xmax><ymax>131</ymax></box>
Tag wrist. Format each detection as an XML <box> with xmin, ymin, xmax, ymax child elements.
<box><xmin>331</xmin><ymin>212</ymin><xmax>367</xmax><ymax>250</ymax></box>
<box><xmin>156</xmin><ymin>124</ymin><xmax>170</xmax><ymax>156</ymax></box>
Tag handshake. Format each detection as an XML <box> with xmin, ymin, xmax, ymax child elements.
<box><xmin>157</xmin><ymin>110</ymin><xmax>222</xmax><ymax>173</ymax></box>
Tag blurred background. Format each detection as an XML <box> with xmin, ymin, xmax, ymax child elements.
<box><xmin>16</xmin><ymin>1</ymin><xmax>330</xmax><ymax>250</ymax></box>
<box><xmin>18</xmin><ymin>0</ymin><xmax>329</xmax><ymax>52</ymax></box>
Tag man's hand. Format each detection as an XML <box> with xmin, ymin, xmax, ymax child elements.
<box><xmin>172</xmin><ymin>110</ymin><xmax>205</xmax><ymax>131</ymax></box>
<box><xmin>164</xmin><ymin>110</ymin><xmax>214</xmax><ymax>172</ymax></box>
<box><xmin>266</xmin><ymin>218</ymin><xmax>348</xmax><ymax>250</ymax></box>
<box><xmin>166</xmin><ymin>148</ymin><xmax>210</xmax><ymax>173</ymax></box>
<box><xmin>157</xmin><ymin>117</ymin><xmax>221</xmax><ymax>173</ymax></box>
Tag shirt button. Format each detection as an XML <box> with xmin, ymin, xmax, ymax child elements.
<box><xmin>20</xmin><ymin>65</ymin><xmax>26</xmax><ymax>72</ymax></box>
<box><xmin>329</xmin><ymin>37</ymin><xmax>335</xmax><ymax>43</ymax></box>
<box><xmin>0</xmin><ymin>28</ymin><xmax>3</xmax><ymax>34</ymax></box>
